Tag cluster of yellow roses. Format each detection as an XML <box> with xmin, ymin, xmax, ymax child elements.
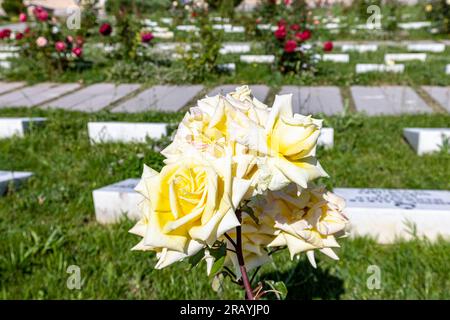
<box><xmin>130</xmin><ymin>85</ymin><xmax>348</xmax><ymax>275</ymax></box>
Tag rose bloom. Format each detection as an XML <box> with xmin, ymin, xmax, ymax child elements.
<box><xmin>323</xmin><ymin>41</ymin><xmax>333</xmax><ymax>52</ymax></box>
<box><xmin>72</xmin><ymin>47</ymin><xmax>82</xmax><ymax>57</ymax></box>
<box><xmin>15</xmin><ymin>32</ymin><xmax>24</xmax><ymax>40</ymax></box>
<box><xmin>99</xmin><ymin>23</ymin><xmax>112</xmax><ymax>36</ymax></box>
<box><xmin>274</xmin><ymin>25</ymin><xmax>286</xmax><ymax>39</ymax></box>
<box><xmin>55</xmin><ymin>41</ymin><xmax>66</xmax><ymax>52</ymax></box>
<box><xmin>19</xmin><ymin>13</ymin><xmax>27</xmax><ymax>22</ymax></box>
<box><xmin>34</xmin><ymin>7</ymin><xmax>49</xmax><ymax>22</ymax></box>
<box><xmin>36</xmin><ymin>36</ymin><xmax>47</xmax><ymax>47</ymax></box>
<box><xmin>141</xmin><ymin>32</ymin><xmax>154</xmax><ymax>43</ymax></box>
<box><xmin>130</xmin><ymin>156</ymin><xmax>252</xmax><ymax>269</ymax></box>
<box><xmin>284</xmin><ymin>40</ymin><xmax>297</xmax><ymax>53</ymax></box>
<box><xmin>296</xmin><ymin>30</ymin><xmax>311</xmax><ymax>41</ymax></box>
<box><xmin>277</xmin><ymin>19</ymin><xmax>286</xmax><ymax>27</ymax></box>
<box><xmin>290</xmin><ymin>24</ymin><xmax>300</xmax><ymax>31</ymax></box>
<box><xmin>66</xmin><ymin>35</ymin><xmax>73</xmax><ymax>43</ymax></box>
<box><xmin>0</xmin><ymin>29</ymin><xmax>11</xmax><ymax>39</ymax></box>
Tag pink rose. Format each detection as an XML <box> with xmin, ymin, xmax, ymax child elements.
<box><xmin>141</xmin><ymin>32</ymin><xmax>154</xmax><ymax>43</ymax></box>
<box><xmin>55</xmin><ymin>41</ymin><xmax>66</xmax><ymax>52</ymax></box>
<box><xmin>19</xmin><ymin>13</ymin><xmax>27</xmax><ymax>22</ymax></box>
<box><xmin>72</xmin><ymin>47</ymin><xmax>82</xmax><ymax>57</ymax></box>
<box><xmin>36</xmin><ymin>36</ymin><xmax>47</xmax><ymax>47</ymax></box>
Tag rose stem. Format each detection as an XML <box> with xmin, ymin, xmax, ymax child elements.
<box><xmin>235</xmin><ymin>210</ymin><xmax>255</xmax><ymax>300</ymax></box>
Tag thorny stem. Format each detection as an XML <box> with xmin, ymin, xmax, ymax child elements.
<box><xmin>235</xmin><ymin>210</ymin><xmax>255</xmax><ymax>300</ymax></box>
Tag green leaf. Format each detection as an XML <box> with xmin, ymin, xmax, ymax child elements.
<box><xmin>187</xmin><ymin>248</ymin><xmax>205</xmax><ymax>269</ymax></box>
<box><xmin>209</xmin><ymin>241</ymin><xmax>226</xmax><ymax>260</ymax></box>
<box><xmin>209</xmin><ymin>256</ymin><xmax>225</xmax><ymax>278</ymax></box>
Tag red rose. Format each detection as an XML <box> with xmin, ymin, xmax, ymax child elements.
<box><xmin>24</xmin><ymin>27</ymin><xmax>31</xmax><ymax>34</ymax></box>
<box><xmin>323</xmin><ymin>41</ymin><xmax>333</xmax><ymax>52</ymax></box>
<box><xmin>277</xmin><ymin>19</ymin><xmax>286</xmax><ymax>27</ymax></box>
<box><xmin>15</xmin><ymin>32</ymin><xmax>24</xmax><ymax>40</ymax></box>
<box><xmin>0</xmin><ymin>29</ymin><xmax>11</xmax><ymax>39</ymax></box>
<box><xmin>55</xmin><ymin>41</ymin><xmax>66</xmax><ymax>52</ymax></box>
<box><xmin>284</xmin><ymin>40</ymin><xmax>297</xmax><ymax>53</ymax></box>
<box><xmin>141</xmin><ymin>32</ymin><xmax>154</xmax><ymax>43</ymax></box>
<box><xmin>274</xmin><ymin>25</ymin><xmax>286</xmax><ymax>39</ymax></box>
<box><xmin>19</xmin><ymin>13</ymin><xmax>27</xmax><ymax>22</ymax></box>
<box><xmin>72</xmin><ymin>47</ymin><xmax>82</xmax><ymax>57</ymax></box>
<box><xmin>99</xmin><ymin>23</ymin><xmax>112</xmax><ymax>36</ymax></box>
<box><xmin>296</xmin><ymin>30</ymin><xmax>311</xmax><ymax>41</ymax></box>
<box><xmin>290</xmin><ymin>24</ymin><xmax>300</xmax><ymax>31</ymax></box>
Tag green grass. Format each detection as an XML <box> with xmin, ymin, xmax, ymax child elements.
<box><xmin>0</xmin><ymin>107</ymin><xmax>449</xmax><ymax>299</ymax></box>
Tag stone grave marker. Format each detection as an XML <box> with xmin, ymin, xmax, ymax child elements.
<box><xmin>334</xmin><ymin>188</ymin><xmax>450</xmax><ymax>243</ymax></box>
<box><xmin>88</xmin><ymin>122</ymin><xmax>168</xmax><ymax>144</ymax></box>
<box><xmin>407</xmin><ymin>43</ymin><xmax>445</xmax><ymax>52</ymax></box>
<box><xmin>46</xmin><ymin>84</ymin><xmax>140</xmax><ymax>112</ymax></box>
<box><xmin>398</xmin><ymin>21</ymin><xmax>431</xmax><ymax>29</ymax></box>
<box><xmin>112</xmin><ymin>85</ymin><xmax>204</xmax><ymax>113</ymax></box>
<box><xmin>403</xmin><ymin>128</ymin><xmax>450</xmax><ymax>155</ymax></box>
<box><xmin>0</xmin><ymin>117</ymin><xmax>46</xmax><ymax>138</ymax></box>
<box><xmin>93</xmin><ymin>178</ymin><xmax>143</xmax><ymax>224</ymax></box>
<box><xmin>0</xmin><ymin>81</ymin><xmax>25</xmax><ymax>95</ymax></box>
<box><xmin>278</xmin><ymin>86</ymin><xmax>344</xmax><ymax>115</ymax></box>
<box><xmin>351</xmin><ymin>86</ymin><xmax>431</xmax><ymax>115</ymax></box>
<box><xmin>240</xmin><ymin>55</ymin><xmax>275</xmax><ymax>64</ymax></box>
<box><xmin>341</xmin><ymin>44</ymin><xmax>378</xmax><ymax>53</ymax></box>
<box><xmin>220</xmin><ymin>42</ymin><xmax>251</xmax><ymax>54</ymax></box>
<box><xmin>0</xmin><ymin>170</ymin><xmax>33</xmax><ymax>195</ymax></box>
<box><xmin>207</xmin><ymin>85</ymin><xmax>270</xmax><ymax>102</ymax></box>
<box><xmin>0</xmin><ymin>83</ymin><xmax>81</xmax><ymax>108</ymax></box>
<box><xmin>322</xmin><ymin>54</ymin><xmax>349</xmax><ymax>63</ymax></box>
<box><xmin>356</xmin><ymin>64</ymin><xmax>405</xmax><ymax>74</ymax></box>
<box><xmin>422</xmin><ymin>86</ymin><xmax>450</xmax><ymax>112</ymax></box>
<box><xmin>384</xmin><ymin>53</ymin><xmax>427</xmax><ymax>63</ymax></box>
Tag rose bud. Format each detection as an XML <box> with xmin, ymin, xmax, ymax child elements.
<box><xmin>323</xmin><ymin>41</ymin><xmax>333</xmax><ymax>52</ymax></box>
<box><xmin>15</xmin><ymin>32</ymin><xmax>24</xmax><ymax>40</ymax></box>
<box><xmin>141</xmin><ymin>32</ymin><xmax>154</xmax><ymax>43</ymax></box>
<box><xmin>19</xmin><ymin>13</ymin><xmax>27</xmax><ymax>22</ymax></box>
<box><xmin>72</xmin><ymin>47</ymin><xmax>82</xmax><ymax>57</ymax></box>
<box><xmin>55</xmin><ymin>41</ymin><xmax>66</xmax><ymax>52</ymax></box>
<box><xmin>99</xmin><ymin>23</ymin><xmax>112</xmax><ymax>36</ymax></box>
<box><xmin>284</xmin><ymin>40</ymin><xmax>297</xmax><ymax>53</ymax></box>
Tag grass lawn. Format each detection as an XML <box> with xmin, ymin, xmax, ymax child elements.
<box><xmin>0</xmin><ymin>107</ymin><xmax>449</xmax><ymax>299</ymax></box>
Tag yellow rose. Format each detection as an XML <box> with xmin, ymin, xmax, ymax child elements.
<box><xmin>425</xmin><ymin>4</ymin><xmax>432</xmax><ymax>12</ymax></box>
<box><xmin>130</xmin><ymin>151</ymin><xmax>252</xmax><ymax>269</ymax></box>
<box><xmin>251</xmin><ymin>184</ymin><xmax>348</xmax><ymax>268</ymax></box>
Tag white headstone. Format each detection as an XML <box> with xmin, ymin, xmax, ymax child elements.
<box><xmin>0</xmin><ymin>117</ymin><xmax>46</xmax><ymax>138</ymax></box>
<box><xmin>220</xmin><ymin>43</ymin><xmax>251</xmax><ymax>55</ymax></box>
<box><xmin>407</xmin><ymin>43</ymin><xmax>445</xmax><ymax>53</ymax></box>
<box><xmin>0</xmin><ymin>170</ymin><xmax>33</xmax><ymax>195</ymax></box>
<box><xmin>356</xmin><ymin>64</ymin><xmax>404</xmax><ymax>74</ymax></box>
<box><xmin>341</xmin><ymin>44</ymin><xmax>378</xmax><ymax>53</ymax></box>
<box><xmin>322</xmin><ymin>54</ymin><xmax>349</xmax><ymax>63</ymax></box>
<box><xmin>384</xmin><ymin>53</ymin><xmax>427</xmax><ymax>64</ymax></box>
<box><xmin>334</xmin><ymin>188</ymin><xmax>450</xmax><ymax>243</ymax></box>
<box><xmin>240</xmin><ymin>55</ymin><xmax>275</xmax><ymax>64</ymax></box>
<box><xmin>398</xmin><ymin>21</ymin><xmax>432</xmax><ymax>30</ymax></box>
<box><xmin>153</xmin><ymin>31</ymin><xmax>174</xmax><ymax>39</ymax></box>
<box><xmin>93</xmin><ymin>179</ymin><xmax>143</xmax><ymax>224</ymax></box>
<box><xmin>176</xmin><ymin>25</ymin><xmax>199</xmax><ymax>32</ymax></box>
<box><xmin>318</xmin><ymin>128</ymin><xmax>334</xmax><ymax>148</ymax></box>
<box><xmin>88</xmin><ymin>122</ymin><xmax>168</xmax><ymax>144</ymax></box>
<box><xmin>403</xmin><ymin>128</ymin><xmax>450</xmax><ymax>155</ymax></box>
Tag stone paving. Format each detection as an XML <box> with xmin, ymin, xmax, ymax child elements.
<box><xmin>278</xmin><ymin>86</ymin><xmax>344</xmax><ymax>115</ymax></box>
<box><xmin>112</xmin><ymin>85</ymin><xmax>204</xmax><ymax>113</ymax></box>
<box><xmin>422</xmin><ymin>86</ymin><xmax>450</xmax><ymax>113</ymax></box>
<box><xmin>0</xmin><ymin>82</ymin><xmax>448</xmax><ymax>115</ymax></box>
<box><xmin>351</xmin><ymin>86</ymin><xmax>431</xmax><ymax>115</ymax></box>
<box><xmin>45</xmin><ymin>84</ymin><xmax>140</xmax><ymax>112</ymax></box>
<box><xmin>0</xmin><ymin>83</ymin><xmax>81</xmax><ymax>108</ymax></box>
<box><xmin>207</xmin><ymin>85</ymin><xmax>270</xmax><ymax>102</ymax></box>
